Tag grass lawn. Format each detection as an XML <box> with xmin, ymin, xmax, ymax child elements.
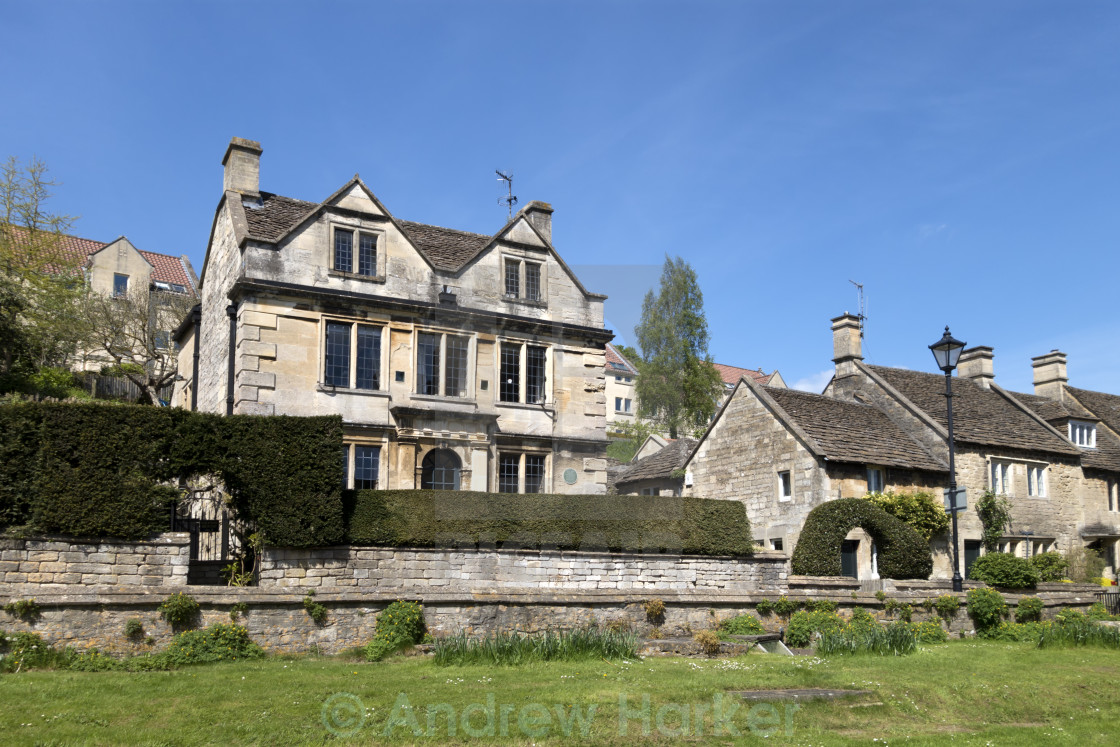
<box><xmin>1</xmin><ymin>641</ymin><xmax>1119</xmax><ymax>745</ymax></box>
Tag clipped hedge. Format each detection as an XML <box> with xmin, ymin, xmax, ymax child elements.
<box><xmin>346</xmin><ymin>490</ymin><xmax>754</xmax><ymax>555</ymax></box>
<box><xmin>790</xmin><ymin>498</ymin><xmax>933</xmax><ymax>579</ymax></box>
<box><xmin>970</xmin><ymin>552</ymin><xmax>1040</xmax><ymax>589</ymax></box>
<box><xmin>0</xmin><ymin>401</ymin><xmax>342</xmax><ymax>546</ymax></box>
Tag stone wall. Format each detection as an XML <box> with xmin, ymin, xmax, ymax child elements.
<box><xmin>0</xmin><ymin>534</ymin><xmax>189</xmax><ymax>588</ymax></box>
<box><xmin>256</xmin><ymin>545</ymin><xmax>790</xmax><ymax>594</ymax></box>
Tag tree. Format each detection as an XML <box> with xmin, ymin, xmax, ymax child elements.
<box><xmin>633</xmin><ymin>255</ymin><xmax>723</xmax><ymax>439</ymax></box>
<box><xmin>0</xmin><ymin>156</ymin><xmax>88</xmax><ymax>395</ymax></box>
<box><xmin>78</xmin><ymin>285</ymin><xmax>196</xmax><ymax>404</ymax></box>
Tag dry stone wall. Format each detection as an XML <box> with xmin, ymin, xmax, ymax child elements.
<box><xmin>0</xmin><ymin>534</ymin><xmax>189</xmax><ymax>588</ymax></box>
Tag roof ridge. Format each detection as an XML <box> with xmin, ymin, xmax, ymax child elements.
<box><xmin>397</xmin><ymin>218</ymin><xmax>493</xmax><ymax>240</ymax></box>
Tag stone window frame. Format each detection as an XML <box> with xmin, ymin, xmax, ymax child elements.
<box><xmin>770</xmin><ymin>537</ymin><xmax>784</xmax><ymax>552</ymax></box>
<box><xmin>328</xmin><ymin>222</ymin><xmax>387</xmax><ymax>283</ymax></box>
<box><xmin>494</xmin><ymin>336</ymin><xmax>552</xmax><ymax>408</ymax></box>
<box><xmin>318</xmin><ymin>316</ymin><xmax>389</xmax><ymax>395</ymax></box>
<box><xmin>777</xmin><ymin>470</ymin><xmax>792</xmax><ymax>502</ymax></box>
<box><xmin>410</xmin><ymin>327</ymin><xmax>476</xmax><ymax>401</ymax></box>
<box><xmin>341</xmin><ymin>436</ymin><xmax>389</xmax><ymax>489</ymax></box>
<box><xmin>500</xmin><ymin>251</ymin><xmax>548</xmax><ymax>307</ymax></box>
<box><xmin>1068</xmin><ymin>420</ymin><xmax>1097</xmax><ymax>448</ymax></box>
<box><xmin>988</xmin><ymin>456</ymin><xmax>1049</xmax><ymax>499</ymax></box>
<box><xmin>989</xmin><ymin>458</ymin><xmax>1014</xmax><ymax>496</ymax></box>
<box><xmin>494</xmin><ymin>450</ymin><xmax>550</xmax><ymax>494</ymax></box>
<box><xmin>1026</xmin><ymin>463</ymin><xmax>1048</xmax><ymax>498</ymax></box>
<box><xmin>1109</xmin><ymin>479</ymin><xmax>1119</xmax><ymax>513</ymax></box>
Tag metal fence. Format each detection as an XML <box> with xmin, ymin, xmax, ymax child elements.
<box><xmin>1096</xmin><ymin>590</ymin><xmax>1120</xmax><ymax>616</ymax></box>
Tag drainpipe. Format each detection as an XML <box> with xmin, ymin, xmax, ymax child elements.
<box><xmin>226</xmin><ymin>303</ymin><xmax>237</xmax><ymax>416</ymax></box>
<box><xmin>190</xmin><ymin>306</ymin><xmax>201</xmax><ymax>411</ymax></box>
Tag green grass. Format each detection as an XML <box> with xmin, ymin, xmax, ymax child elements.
<box><xmin>432</xmin><ymin>628</ymin><xmax>639</xmax><ymax>666</ymax></box>
<box><xmin>1</xmin><ymin>641</ymin><xmax>1119</xmax><ymax>744</ymax></box>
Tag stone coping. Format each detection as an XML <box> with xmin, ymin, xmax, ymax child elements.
<box><xmin>264</xmin><ymin>545</ymin><xmax>789</xmax><ymax>562</ymax></box>
<box><xmin>0</xmin><ymin>533</ymin><xmax>190</xmax><ymax>549</ymax></box>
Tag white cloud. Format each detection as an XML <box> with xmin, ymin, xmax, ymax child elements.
<box><xmin>791</xmin><ymin>369</ymin><xmax>834</xmax><ymax>394</ymax></box>
<box><xmin>918</xmin><ymin>223</ymin><xmax>948</xmax><ymax>240</ymax></box>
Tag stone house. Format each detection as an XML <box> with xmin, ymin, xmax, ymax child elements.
<box><xmin>175</xmin><ymin>138</ymin><xmax>613</xmax><ymax>494</ymax></box>
<box><xmin>685</xmin><ymin>312</ymin><xmax>1120</xmax><ymax>581</ymax></box>
<box><xmin>604</xmin><ymin>343</ymin><xmax>638</xmax><ymax>430</ymax></box>
<box><xmin>613</xmin><ymin>436</ymin><xmax>698</xmax><ymax>497</ymax></box>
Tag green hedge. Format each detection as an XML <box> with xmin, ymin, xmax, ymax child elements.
<box><xmin>0</xmin><ymin>401</ymin><xmax>342</xmax><ymax>546</ymax></box>
<box><xmin>346</xmin><ymin>490</ymin><xmax>753</xmax><ymax>555</ymax></box>
<box><xmin>970</xmin><ymin>552</ymin><xmax>1040</xmax><ymax>589</ymax></box>
<box><xmin>790</xmin><ymin>498</ymin><xmax>933</xmax><ymax>579</ymax></box>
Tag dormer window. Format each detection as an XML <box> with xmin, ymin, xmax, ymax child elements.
<box><xmin>502</xmin><ymin>256</ymin><xmax>545</xmax><ymax>303</ymax></box>
<box><xmin>332</xmin><ymin>226</ymin><xmax>381</xmax><ymax>278</ymax></box>
<box><xmin>1069</xmin><ymin>420</ymin><xmax>1096</xmax><ymax>447</ymax></box>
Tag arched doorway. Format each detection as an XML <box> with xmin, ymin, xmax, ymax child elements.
<box><xmin>421</xmin><ymin>449</ymin><xmax>461</xmax><ymax>490</ymax></box>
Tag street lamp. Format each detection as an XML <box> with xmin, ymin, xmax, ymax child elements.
<box><xmin>930</xmin><ymin>326</ymin><xmax>966</xmax><ymax>592</ymax></box>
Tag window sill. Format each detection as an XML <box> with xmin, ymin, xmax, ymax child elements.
<box><xmin>496</xmin><ymin>400</ymin><xmax>550</xmax><ymax>411</ymax></box>
<box><xmin>317</xmin><ymin>384</ymin><xmax>390</xmax><ymax>398</ymax></box>
<box><xmin>411</xmin><ymin>393</ymin><xmax>477</xmax><ymax>405</ymax></box>
<box><xmin>778</xmin><ymin>496</ymin><xmax>792</xmax><ymax>502</ymax></box>
<box><xmin>328</xmin><ymin>270</ymin><xmax>385</xmax><ymax>283</ymax></box>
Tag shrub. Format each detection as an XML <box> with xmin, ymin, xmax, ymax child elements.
<box><xmin>1055</xmin><ymin>607</ymin><xmax>1086</xmax><ymax>625</ymax></box>
<box><xmin>1064</xmin><ymin>545</ymin><xmax>1107</xmax><ymax>584</ymax></box>
<box><xmin>124</xmin><ymin>618</ymin><xmax>144</xmax><ymax>639</ymax></box>
<box><xmin>303</xmin><ymin>592</ymin><xmax>328</xmax><ymax>625</ymax></box>
<box><xmin>0</xmin><ymin>631</ymin><xmax>74</xmax><ymax>672</ymax></box>
<box><xmin>790</xmin><ymin>498</ymin><xmax>932</xmax><ymax>579</ymax></box>
<box><xmin>883</xmin><ymin>599</ymin><xmax>912</xmax><ymax>622</ymax></box>
<box><xmin>1087</xmin><ymin>602</ymin><xmax>1120</xmax><ymax>621</ymax></box>
<box><xmin>229</xmin><ymin>602</ymin><xmax>248</xmax><ymax>621</ymax></box>
<box><xmin>363</xmin><ymin>601</ymin><xmax>426</xmax><ymax>662</ymax></box>
<box><xmin>773</xmin><ymin>596</ymin><xmax>800</xmax><ymax>619</ymax></box>
<box><xmin>1015</xmin><ymin>596</ymin><xmax>1044</xmax><ymax>623</ymax></box>
<box><xmin>976</xmin><ymin>490</ymin><xmax>1012</xmax><ymax>552</ymax></box>
<box><xmin>162</xmin><ymin>624</ymin><xmax>264</xmax><ymax>665</ymax></box>
<box><xmin>158</xmin><ymin>592</ymin><xmax>200</xmax><ymax>628</ymax></box>
<box><xmin>970</xmin><ymin>553</ymin><xmax>1040</xmax><ymax>589</ymax></box>
<box><xmin>432</xmin><ymin>627</ymin><xmax>638</xmax><ymax>666</ymax></box>
<box><xmin>346</xmin><ymin>490</ymin><xmax>753</xmax><ymax>556</ymax></box>
<box><xmin>1029</xmin><ymin>552</ymin><xmax>1069</xmax><ymax>582</ymax></box>
<box><xmin>966</xmin><ymin>588</ymin><xmax>1007</xmax><ymax>636</ymax></box>
<box><xmin>644</xmin><ymin>598</ymin><xmax>665</xmax><ymax>624</ymax></box>
<box><xmin>755</xmin><ymin>600</ymin><xmax>774</xmax><ymax>617</ymax></box>
<box><xmin>904</xmin><ymin>620</ymin><xmax>948</xmax><ymax>644</ymax></box>
<box><xmin>847</xmin><ymin>607</ymin><xmax>879</xmax><ymax>634</ymax></box>
<box><xmin>785</xmin><ymin>610</ymin><xmax>845</xmax><ymax>648</ymax></box>
<box><xmin>807</xmin><ymin>600</ymin><xmax>837</xmax><ymax>613</ymax></box>
<box><xmin>3</xmin><ymin>598</ymin><xmax>40</xmax><ymax>622</ymax></box>
<box><xmin>874</xmin><ymin>590</ymin><xmax>887</xmax><ymax>602</ymax></box>
<box><xmin>861</xmin><ymin>491</ymin><xmax>949</xmax><ymax>541</ymax></box>
<box><xmin>934</xmin><ymin>594</ymin><xmax>961</xmax><ymax>621</ymax></box>
<box><xmin>719</xmin><ymin>614</ymin><xmax>765</xmax><ymax>635</ymax></box>
<box><xmin>694</xmin><ymin>629</ymin><xmax>721</xmax><ymax>656</ymax></box>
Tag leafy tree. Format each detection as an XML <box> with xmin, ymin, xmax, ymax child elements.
<box><xmin>605</xmin><ymin>419</ymin><xmax>655</xmax><ymax>463</ymax></box>
<box><xmin>862</xmin><ymin>491</ymin><xmax>950</xmax><ymax>541</ymax></box>
<box><xmin>0</xmin><ymin>156</ymin><xmax>88</xmax><ymax>395</ymax></box>
<box><xmin>633</xmin><ymin>256</ymin><xmax>723</xmax><ymax>439</ymax></box>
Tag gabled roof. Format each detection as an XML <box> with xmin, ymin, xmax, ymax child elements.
<box><xmin>1008</xmin><ymin>390</ymin><xmax>1098</xmax><ymax>424</ymax></box>
<box><xmin>2</xmin><ymin>225</ymin><xmax>195</xmax><ymax>292</ymax></box>
<box><xmin>605</xmin><ymin>343</ymin><xmax>638</xmax><ymax>375</ymax></box>
<box><xmin>1068</xmin><ymin>387</ymin><xmax>1120</xmax><ymax>437</ymax></box>
<box><xmin>765</xmin><ymin>387</ymin><xmax>948</xmax><ymax>472</ymax></box>
<box><xmin>1064</xmin><ymin>387</ymin><xmax>1120</xmax><ymax>473</ymax></box>
<box><xmin>714</xmin><ymin>362</ymin><xmax>776</xmax><ymax>387</ymax></box>
<box><xmin>615</xmin><ymin>438</ymin><xmax>697</xmax><ymax>485</ymax></box>
<box><xmin>396</xmin><ymin>220</ymin><xmax>491</xmax><ymax>272</ymax></box>
<box><xmin>868</xmin><ymin>366</ymin><xmax>1079</xmax><ymax>457</ymax></box>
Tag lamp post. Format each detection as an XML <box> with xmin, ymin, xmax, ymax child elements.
<box><xmin>930</xmin><ymin>326</ymin><xmax>966</xmax><ymax>593</ymax></box>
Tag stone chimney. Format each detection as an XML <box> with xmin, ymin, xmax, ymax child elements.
<box><xmin>1032</xmin><ymin>350</ymin><xmax>1068</xmax><ymax>401</ymax></box>
<box><xmin>831</xmin><ymin>313</ymin><xmax>863</xmax><ymax>378</ymax></box>
<box><xmin>958</xmin><ymin>346</ymin><xmax>995</xmax><ymax>389</ymax></box>
<box><xmin>222</xmin><ymin>137</ymin><xmax>262</xmax><ymax>197</ymax></box>
<box><xmin>524</xmin><ymin>201</ymin><xmax>553</xmax><ymax>243</ymax></box>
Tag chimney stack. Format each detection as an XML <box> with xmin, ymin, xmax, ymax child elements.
<box><xmin>1032</xmin><ymin>350</ymin><xmax>1068</xmax><ymax>401</ymax></box>
<box><xmin>222</xmin><ymin>137</ymin><xmax>262</xmax><ymax>197</ymax></box>
<box><xmin>524</xmin><ymin>201</ymin><xmax>553</xmax><ymax>243</ymax></box>
<box><xmin>831</xmin><ymin>313</ymin><xmax>863</xmax><ymax>378</ymax></box>
<box><xmin>958</xmin><ymin>346</ymin><xmax>995</xmax><ymax>389</ymax></box>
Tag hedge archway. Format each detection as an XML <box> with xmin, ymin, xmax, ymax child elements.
<box><xmin>790</xmin><ymin>498</ymin><xmax>933</xmax><ymax>579</ymax></box>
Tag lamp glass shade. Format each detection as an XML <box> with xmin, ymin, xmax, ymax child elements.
<box><xmin>929</xmin><ymin>327</ymin><xmax>966</xmax><ymax>371</ymax></box>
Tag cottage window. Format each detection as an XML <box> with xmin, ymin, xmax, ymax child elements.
<box><xmin>1109</xmin><ymin>480</ymin><xmax>1119</xmax><ymax>512</ymax></box>
<box><xmin>416</xmin><ymin>332</ymin><xmax>469</xmax><ymax>397</ymax></box>
<box><xmin>525</xmin><ymin>262</ymin><xmax>541</xmax><ymax>301</ymax></box>
<box><xmin>1027</xmin><ymin>465</ymin><xmax>1047</xmax><ymax>498</ymax></box>
<box><xmin>421</xmin><ymin>449</ymin><xmax>461</xmax><ymax>490</ymax></box>
<box><xmin>499</xmin><ymin>341</ymin><xmax>547</xmax><ymax>404</ymax></box>
<box><xmin>1069</xmin><ymin>420</ymin><xmax>1096</xmax><ymax>447</ymax></box>
<box><xmin>867</xmin><ymin>467</ymin><xmax>885</xmax><ymax>494</ymax></box>
<box><xmin>324</xmin><ymin>321</ymin><xmax>382</xmax><ymax>390</ymax></box>
<box><xmin>991</xmin><ymin>460</ymin><xmax>1012</xmax><ymax>495</ymax></box>
<box><xmin>504</xmin><ymin>259</ymin><xmax>520</xmax><ymax>298</ymax></box>
<box><xmin>498</xmin><ymin>454</ymin><xmax>520</xmax><ymax>493</ymax></box>
<box><xmin>113</xmin><ymin>273</ymin><xmax>129</xmax><ymax>298</ymax></box>
<box><xmin>342</xmin><ymin>444</ymin><xmax>381</xmax><ymax>489</ymax></box>
<box><xmin>497</xmin><ymin>453</ymin><xmax>546</xmax><ymax>493</ymax></box>
<box><xmin>333</xmin><ymin>227</ymin><xmax>380</xmax><ymax>277</ymax></box>
<box><xmin>778</xmin><ymin>470</ymin><xmax>792</xmax><ymax>501</ymax></box>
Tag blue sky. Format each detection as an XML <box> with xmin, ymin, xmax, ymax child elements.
<box><xmin>4</xmin><ymin>1</ymin><xmax>1118</xmax><ymax>394</ymax></box>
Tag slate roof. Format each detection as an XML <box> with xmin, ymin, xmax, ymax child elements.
<box><xmin>766</xmin><ymin>387</ymin><xmax>947</xmax><ymax>472</ymax></box>
<box><xmin>1008</xmin><ymin>390</ymin><xmax>1120</xmax><ymax>472</ymax></box>
<box><xmin>605</xmin><ymin>343</ymin><xmax>638</xmax><ymax>375</ymax></box>
<box><xmin>614</xmin><ymin>438</ymin><xmax>697</xmax><ymax>485</ymax></box>
<box><xmin>869</xmin><ymin>366</ymin><xmax>1079</xmax><ymax>457</ymax></box>
<box><xmin>1066</xmin><ymin>387</ymin><xmax>1120</xmax><ymax>473</ymax></box>
<box><xmin>241</xmin><ymin>192</ymin><xmax>496</xmax><ymax>273</ymax></box>
<box><xmin>3</xmin><ymin>224</ymin><xmax>195</xmax><ymax>292</ymax></box>
<box><xmin>715</xmin><ymin>362</ymin><xmax>774</xmax><ymax>386</ymax></box>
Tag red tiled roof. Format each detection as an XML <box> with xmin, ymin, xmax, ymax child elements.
<box><xmin>714</xmin><ymin>362</ymin><xmax>773</xmax><ymax>386</ymax></box>
<box><xmin>3</xmin><ymin>224</ymin><xmax>194</xmax><ymax>292</ymax></box>
<box><xmin>605</xmin><ymin>343</ymin><xmax>638</xmax><ymax>375</ymax></box>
